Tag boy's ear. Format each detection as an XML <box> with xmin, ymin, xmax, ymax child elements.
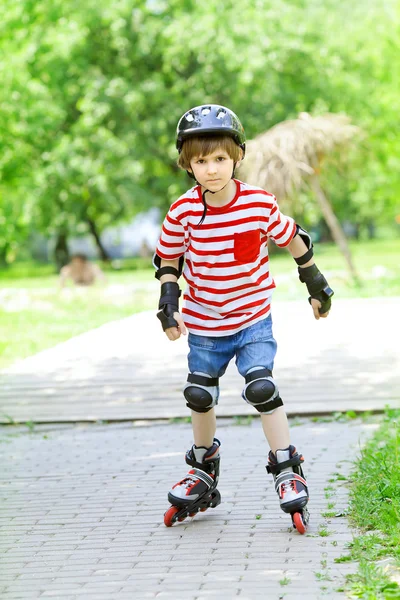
<box><xmin>235</xmin><ymin>149</ymin><xmax>244</xmax><ymax>169</ymax></box>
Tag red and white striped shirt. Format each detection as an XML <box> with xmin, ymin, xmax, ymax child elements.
<box><xmin>156</xmin><ymin>179</ymin><xmax>296</xmax><ymax>336</ymax></box>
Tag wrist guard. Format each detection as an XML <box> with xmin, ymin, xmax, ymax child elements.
<box><xmin>298</xmin><ymin>264</ymin><xmax>334</xmax><ymax>314</ymax></box>
<box><xmin>157</xmin><ymin>282</ymin><xmax>181</xmax><ymax>331</ymax></box>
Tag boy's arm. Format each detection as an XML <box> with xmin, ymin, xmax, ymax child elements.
<box><xmin>157</xmin><ymin>258</ymin><xmax>187</xmax><ymax>340</ymax></box>
<box><xmin>287</xmin><ymin>234</ymin><xmax>314</xmax><ymax>268</ymax></box>
<box><xmin>287</xmin><ymin>230</ymin><xmax>334</xmax><ymax>320</ymax></box>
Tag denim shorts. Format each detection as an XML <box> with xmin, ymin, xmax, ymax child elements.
<box><xmin>187</xmin><ymin>315</ymin><xmax>277</xmax><ymax>403</ymax></box>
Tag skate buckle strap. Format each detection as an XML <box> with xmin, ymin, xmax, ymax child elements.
<box><xmin>266</xmin><ymin>453</ymin><xmax>304</xmax><ymax>475</ymax></box>
<box><xmin>185</xmin><ymin>453</ymin><xmax>218</xmax><ymax>474</ymax></box>
<box><xmin>190</xmin><ymin>468</ymin><xmax>215</xmax><ymax>487</ymax></box>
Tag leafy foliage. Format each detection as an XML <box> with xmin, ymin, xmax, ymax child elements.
<box><xmin>0</xmin><ymin>0</ymin><xmax>399</xmax><ymax>262</ymax></box>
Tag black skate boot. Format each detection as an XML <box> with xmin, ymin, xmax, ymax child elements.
<box><xmin>164</xmin><ymin>439</ymin><xmax>221</xmax><ymax>527</ymax></box>
<box><xmin>266</xmin><ymin>445</ymin><xmax>310</xmax><ymax>534</ymax></box>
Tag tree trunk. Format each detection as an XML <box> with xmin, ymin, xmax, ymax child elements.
<box><xmin>310</xmin><ymin>175</ymin><xmax>360</xmax><ymax>284</ymax></box>
<box><xmin>0</xmin><ymin>243</ymin><xmax>9</xmax><ymax>267</ymax></box>
<box><xmin>54</xmin><ymin>231</ymin><xmax>69</xmax><ymax>272</ymax></box>
<box><xmin>86</xmin><ymin>217</ymin><xmax>110</xmax><ymax>262</ymax></box>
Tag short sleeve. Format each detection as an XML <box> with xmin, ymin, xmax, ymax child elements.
<box><xmin>155</xmin><ymin>210</ymin><xmax>186</xmax><ymax>260</ymax></box>
<box><xmin>266</xmin><ymin>196</ymin><xmax>296</xmax><ymax>247</ymax></box>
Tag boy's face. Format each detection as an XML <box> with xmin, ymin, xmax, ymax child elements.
<box><xmin>189</xmin><ymin>148</ymin><xmax>238</xmax><ymax>191</ymax></box>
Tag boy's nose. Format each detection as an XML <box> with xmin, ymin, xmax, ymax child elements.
<box><xmin>207</xmin><ymin>162</ymin><xmax>217</xmax><ymax>174</ymax></box>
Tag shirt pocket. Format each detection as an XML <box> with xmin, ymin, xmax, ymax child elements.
<box><xmin>233</xmin><ymin>230</ymin><xmax>261</xmax><ymax>263</ymax></box>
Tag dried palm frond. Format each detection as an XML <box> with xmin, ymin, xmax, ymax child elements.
<box><xmin>238</xmin><ymin>113</ymin><xmax>361</xmax><ymax>202</ymax></box>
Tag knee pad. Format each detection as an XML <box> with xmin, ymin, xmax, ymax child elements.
<box><xmin>242</xmin><ymin>367</ymin><xmax>283</xmax><ymax>414</ymax></box>
<box><xmin>184</xmin><ymin>372</ymin><xmax>219</xmax><ymax>413</ymax></box>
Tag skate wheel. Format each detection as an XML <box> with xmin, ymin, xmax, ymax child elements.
<box><xmin>200</xmin><ymin>507</ymin><xmax>208</xmax><ymax>512</ymax></box>
<box><xmin>292</xmin><ymin>512</ymin><xmax>307</xmax><ymax>534</ymax></box>
<box><xmin>164</xmin><ymin>505</ymin><xmax>180</xmax><ymax>527</ymax></box>
<box><xmin>210</xmin><ymin>490</ymin><xmax>221</xmax><ymax>508</ymax></box>
<box><xmin>188</xmin><ymin>512</ymin><xmax>197</xmax><ymax>517</ymax></box>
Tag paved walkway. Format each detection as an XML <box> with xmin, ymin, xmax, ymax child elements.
<box><xmin>1</xmin><ymin>298</ymin><xmax>399</xmax><ymax>423</ymax></box>
<box><xmin>0</xmin><ymin>298</ymin><xmax>397</xmax><ymax>598</ymax></box>
<box><xmin>0</xmin><ymin>417</ymin><xmax>377</xmax><ymax>599</ymax></box>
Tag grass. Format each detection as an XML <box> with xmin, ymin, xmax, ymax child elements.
<box><xmin>318</xmin><ymin>525</ymin><xmax>331</xmax><ymax>537</ymax></box>
<box><xmin>0</xmin><ymin>237</ymin><xmax>399</xmax><ymax>369</ymax></box>
<box><xmin>315</xmin><ymin>571</ymin><xmax>333</xmax><ymax>581</ymax></box>
<box><xmin>311</xmin><ymin>410</ymin><xmax>360</xmax><ymax>423</ymax></box>
<box><xmin>0</xmin><ymin>268</ymin><xmax>158</xmax><ymax>369</ymax></box>
<box><xmin>337</xmin><ymin>409</ymin><xmax>400</xmax><ymax>598</ymax></box>
<box><xmin>270</xmin><ymin>237</ymin><xmax>400</xmax><ymax>302</ymax></box>
<box><xmin>233</xmin><ymin>415</ymin><xmax>254</xmax><ymax>426</ymax></box>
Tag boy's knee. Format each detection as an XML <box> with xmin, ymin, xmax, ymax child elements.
<box><xmin>184</xmin><ymin>372</ymin><xmax>219</xmax><ymax>413</ymax></box>
<box><xmin>242</xmin><ymin>367</ymin><xmax>283</xmax><ymax>414</ymax></box>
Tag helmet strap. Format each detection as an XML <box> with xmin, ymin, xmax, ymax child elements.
<box><xmin>197</xmin><ymin>164</ymin><xmax>237</xmax><ymax>226</ymax></box>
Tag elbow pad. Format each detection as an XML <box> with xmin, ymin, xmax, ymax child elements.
<box><xmin>153</xmin><ymin>253</ymin><xmax>184</xmax><ymax>280</ymax></box>
<box><xmin>294</xmin><ymin>225</ymin><xmax>314</xmax><ymax>266</ymax></box>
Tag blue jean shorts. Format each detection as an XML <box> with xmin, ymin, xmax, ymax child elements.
<box><xmin>187</xmin><ymin>315</ymin><xmax>277</xmax><ymax>403</ymax></box>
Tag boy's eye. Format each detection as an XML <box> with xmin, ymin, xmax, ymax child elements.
<box><xmin>195</xmin><ymin>155</ymin><xmax>227</xmax><ymax>164</ymax></box>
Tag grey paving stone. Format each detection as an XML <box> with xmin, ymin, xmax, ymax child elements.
<box><xmin>1</xmin><ymin>299</ymin><xmax>399</xmax><ymax>423</ymax></box>
<box><xmin>0</xmin><ymin>413</ymin><xmax>377</xmax><ymax>598</ymax></box>
<box><xmin>1</xmin><ymin>594</ymin><xmax>43</xmax><ymax>599</ymax></box>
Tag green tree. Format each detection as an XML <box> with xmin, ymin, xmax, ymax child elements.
<box><xmin>0</xmin><ymin>0</ymin><xmax>399</xmax><ymax>265</ymax></box>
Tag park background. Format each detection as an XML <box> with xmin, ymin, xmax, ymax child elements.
<box><xmin>1</xmin><ymin>0</ymin><xmax>400</xmax><ymax>369</ymax></box>
<box><xmin>1</xmin><ymin>1</ymin><xmax>400</xmax><ymax>597</ymax></box>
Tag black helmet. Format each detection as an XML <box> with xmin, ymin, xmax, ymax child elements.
<box><xmin>176</xmin><ymin>104</ymin><xmax>246</xmax><ymax>156</ymax></box>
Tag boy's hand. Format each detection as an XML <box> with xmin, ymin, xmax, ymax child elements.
<box><xmin>298</xmin><ymin>264</ymin><xmax>334</xmax><ymax>317</ymax></box>
<box><xmin>165</xmin><ymin>312</ymin><xmax>187</xmax><ymax>341</ymax></box>
<box><xmin>310</xmin><ymin>298</ymin><xmax>330</xmax><ymax>320</ymax></box>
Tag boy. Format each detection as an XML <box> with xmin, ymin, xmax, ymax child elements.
<box><xmin>154</xmin><ymin>105</ymin><xmax>333</xmax><ymax>533</ymax></box>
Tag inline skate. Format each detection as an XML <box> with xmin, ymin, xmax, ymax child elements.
<box><xmin>266</xmin><ymin>445</ymin><xmax>310</xmax><ymax>534</ymax></box>
<box><xmin>164</xmin><ymin>439</ymin><xmax>221</xmax><ymax>527</ymax></box>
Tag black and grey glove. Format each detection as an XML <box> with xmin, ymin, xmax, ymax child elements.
<box><xmin>157</xmin><ymin>282</ymin><xmax>181</xmax><ymax>331</ymax></box>
<box><xmin>298</xmin><ymin>264</ymin><xmax>334</xmax><ymax>314</ymax></box>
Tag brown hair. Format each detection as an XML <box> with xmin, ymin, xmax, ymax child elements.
<box><xmin>177</xmin><ymin>135</ymin><xmax>243</xmax><ymax>170</ymax></box>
